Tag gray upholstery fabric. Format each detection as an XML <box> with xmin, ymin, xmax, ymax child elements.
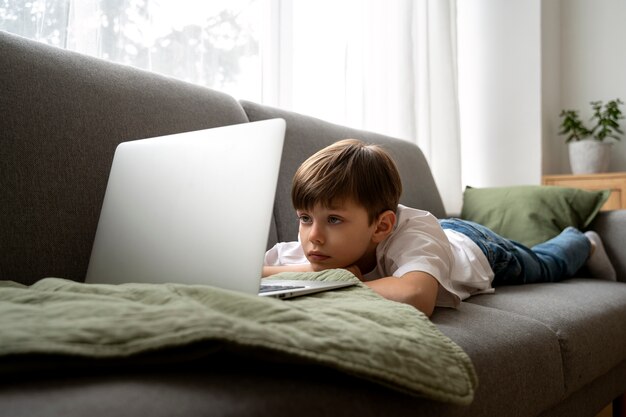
<box><xmin>0</xmin><ymin>31</ymin><xmax>249</xmax><ymax>284</ymax></box>
<box><xmin>239</xmin><ymin>101</ymin><xmax>447</xmax><ymax>247</ymax></box>
<box><xmin>538</xmin><ymin>360</ymin><xmax>626</xmax><ymax>417</ymax></box>
<box><xmin>0</xmin><ymin>303</ymin><xmax>568</xmax><ymax>417</ymax></box>
<box><xmin>432</xmin><ymin>303</ymin><xmax>565</xmax><ymax>417</ymax></box>
<box><xmin>466</xmin><ymin>280</ymin><xmax>626</xmax><ymax>396</ymax></box>
<box><xmin>2</xmin><ymin>362</ymin><xmax>425</xmax><ymax>417</ymax></box>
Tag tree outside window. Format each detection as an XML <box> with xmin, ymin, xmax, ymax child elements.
<box><xmin>0</xmin><ymin>0</ymin><xmax>262</xmax><ymax>99</ymax></box>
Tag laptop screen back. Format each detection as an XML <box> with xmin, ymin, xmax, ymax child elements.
<box><xmin>85</xmin><ymin>118</ymin><xmax>285</xmax><ymax>294</ymax></box>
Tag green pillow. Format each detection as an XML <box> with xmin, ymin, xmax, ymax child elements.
<box><xmin>460</xmin><ymin>185</ymin><xmax>610</xmax><ymax>247</ymax></box>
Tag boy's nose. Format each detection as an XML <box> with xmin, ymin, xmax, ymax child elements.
<box><xmin>308</xmin><ymin>223</ymin><xmax>324</xmax><ymax>244</ymax></box>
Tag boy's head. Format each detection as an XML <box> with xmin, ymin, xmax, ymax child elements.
<box><xmin>291</xmin><ymin>139</ymin><xmax>402</xmax><ymax>224</ymax></box>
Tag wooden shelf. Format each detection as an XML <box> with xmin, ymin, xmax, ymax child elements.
<box><xmin>541</xmin><ymin>172</ymin><xmax>626</xmax><ymax>211</ymax></box>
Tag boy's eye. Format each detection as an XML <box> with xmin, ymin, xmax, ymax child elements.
<box><xmin>298</xmin><ymin>214</ymin><xmax>312</xmax><ymax>224</ymax></box>
<box><xmin>328</xmin><ymin>216</ymin><xmax>342</xmax><ymax>225</ymax></box>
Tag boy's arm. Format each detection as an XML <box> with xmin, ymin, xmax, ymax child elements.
<box><xmin>362</xmin><ymin>271</ymin><xmax>439</xmax><ymax>317</ymax></box>
<box><xmin>262</xmin><ymin>264</ymin><xmax>313</xmax><ymax>277</ymax></box>
<box><xmin>264</xmin><ymin>261</ymin><xmax>439</xmax><ymax>316</ymax></box>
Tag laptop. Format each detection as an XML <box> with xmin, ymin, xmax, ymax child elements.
<box><xmin>85</xmin><ymin>118</ymin><xmax>354</xmax><ymax>299</ymax></box>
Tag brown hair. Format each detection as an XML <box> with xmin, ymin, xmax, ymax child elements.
<box><xmin>291</xmin><ymin>139</ymin><xmax>402</xmax><ymax>224</ymax></box>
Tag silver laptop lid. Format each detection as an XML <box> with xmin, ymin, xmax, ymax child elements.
<box><xmin>85</xmin><ymin>118</ymin><xmax>285</xmax><ymax>294</ymax></box>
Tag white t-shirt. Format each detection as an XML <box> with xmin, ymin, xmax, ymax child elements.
<box><xmin>264</xmin><ymin>205</ymin><xmax>494</xmax><ymax>308</ymax></box>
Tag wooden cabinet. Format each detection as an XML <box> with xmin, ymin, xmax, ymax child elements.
<box><xmin>542</xmin><ymin>172</ymin><xmax>626</xmax><ymax>211</ymax></box>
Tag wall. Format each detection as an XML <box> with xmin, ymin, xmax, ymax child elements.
<box><xmin>457</xmin><ymin>0</ymin><xmax>543</xmax><ymax>188</ymax></box>
<box><xmin>458</xmin><ymin>0</ymin><xmax>626</xmax><ymax>187</ymax></box>
<box><xmin>553</xmin><ymin>0</ymin><xmax>626</xmax><ymax>174</ymax></box>
<box><xmin>541</xmin><ymin>0</ymin><xmax>563</xmax><ymax>174</ymax></box>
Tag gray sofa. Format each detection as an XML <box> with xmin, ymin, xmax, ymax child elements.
<box><xmin>1</xmin><ymin>30</ymin><xmax>625</xmax><ymax>417</ymax></box>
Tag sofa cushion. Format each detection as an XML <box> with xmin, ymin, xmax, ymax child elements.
<box><xmin>431</xmin><ymin>302</ymin><xmax>565</xmax><ymax>417</ymax></box>
<box><xmin>465</xmin><ymin>279</ymin><xmax>626</xmax><ymax>396</ymax></box>
<box><xmin>538</xmin><ymin>360</ymin><xmax>626</xmax><ymax>417</ymax></box>
<box><xmin>0</xmin><ymin>32</ymin><xmax>249</xmax><ymax>284</ymax></box>
<box><xmin>240</xmin><ymin>101</ymin><xmax>447</xmax><ymax>246</ymax></box>
<box><xmin>460</xmin><ymin>185</ymin><xmax>609</xmax><ymax>247</ymax></box>
<box><xmin>0</xmin><ymin>302</ymin><xmax>565</xmax><ymax>417</ymax></box>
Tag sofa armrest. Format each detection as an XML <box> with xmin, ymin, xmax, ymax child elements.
<box><xmin>588</xmin><ymin>209</ymin><xmax>626</xmax><ymax>282</ymax></box>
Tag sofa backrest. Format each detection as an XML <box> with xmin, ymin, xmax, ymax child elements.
<box><xmin>241</xmin><ymin>101</ymin><xmax>446</xmax><ymax>247</ymax></box>
<box><xmin>0</xmin><ymin>31</ymin><xmax>249</xmax><ymax>284</ymax></box>
<box><xmin>1</xmin><ymin>30</ymin><xmax>445</xmax><ymax>285</ymax></box>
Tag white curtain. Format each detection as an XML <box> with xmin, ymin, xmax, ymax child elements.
<box><xmin>1</xmin><ymin>0</ymin><xmax>462</xmax><ymax>213</ymax></box>
<box><xmin>272</xmin><ymin>0</ymin><xmax>462</xmax><ymax>214</ymax></box>
<box><xmin>412</xmin><ymin>0</ymin><xmax>462</xmax><ymax>214</ymax></box>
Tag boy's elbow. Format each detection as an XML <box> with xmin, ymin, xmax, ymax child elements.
<box><xmin>407</xmin><ymin>292</ymin><xmax>436</xmax><ymax>317</ymax></box>
<box><xmin>421</xmin><ymin>302</ymin><xmax>435</xmax><ymax>318</ymax></box>
<box><xmin>402</xmin><ymin>272</ymin><xmax>439</xmax><ymax>317</ymax></box>
<box><xmin>365</xmin><ymin>272</ymin><xmax>438</xmax><ymax>317</ymax></box>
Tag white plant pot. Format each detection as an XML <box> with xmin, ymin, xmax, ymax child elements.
<box><xmin>568</xmin><ymin>140</ymin><xmax>612</xmax><ymax>174</ymax></box>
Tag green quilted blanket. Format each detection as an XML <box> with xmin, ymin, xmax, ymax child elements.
<box><xmin>0</xmin><ymin>270</ymin><xmax>477</xmax><ymax>405</ymax></box>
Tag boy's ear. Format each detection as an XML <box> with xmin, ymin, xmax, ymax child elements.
<box><xmin>372</xmin><ymin>210</ymin><xmax>396</xmax><ymax>243</ymax></box>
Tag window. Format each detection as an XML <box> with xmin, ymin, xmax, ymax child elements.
<box><xmin>1</xmin><ymin>0</ymin><xmax>265</xmax><ymax>101</ymax></box>
<box><xmin>2</xmin><ymin>1</ymin><xmax>464</xmax><ymax>212</ymax></box>
<box><xmin>1</xmin><ymin>0</ymin><xmax>407</xmax><ymax>130</ymax></box>
<box><xmin>1</xmin><ymin>0</ymin><xmax>71</xmax><ymax>47</ymax></box>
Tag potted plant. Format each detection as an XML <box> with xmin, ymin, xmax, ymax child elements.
<box><xmin>559</xmin><ymin>98</ymin><xmax>624</xmax><ymax>174</ymax></box>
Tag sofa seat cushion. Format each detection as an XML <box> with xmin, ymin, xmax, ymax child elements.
<box><xmin>465</xmin><ymin>279</ymin><xmax>626</xmax><ymax>396</ymax></box>
<box><xmin>431</xmin><ymin>303</ymin><xmax>564</xmax><ymax>417</ymax></box>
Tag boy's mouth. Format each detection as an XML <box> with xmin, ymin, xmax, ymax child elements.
<box><xmin>307</xmin><ymin>251</ymin><xmax>330</xmax><ymax>262</ymax></box>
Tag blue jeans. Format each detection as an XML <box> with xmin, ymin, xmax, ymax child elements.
<box><xmin>439</xmin><ymin>219</ymin><xmax>591</xmax><ymax>286</ymax></box>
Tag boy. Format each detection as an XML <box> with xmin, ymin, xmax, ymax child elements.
<box><xmin>263</xmin><ymin>139</ymin><xmax>616</xmax><ymax>316</ymax></box>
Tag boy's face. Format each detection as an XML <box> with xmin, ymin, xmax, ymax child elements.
<box><xmin>296</xmin><ymin>199</ymin><xmax>380</xmax><ymax>273</ymax></box>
